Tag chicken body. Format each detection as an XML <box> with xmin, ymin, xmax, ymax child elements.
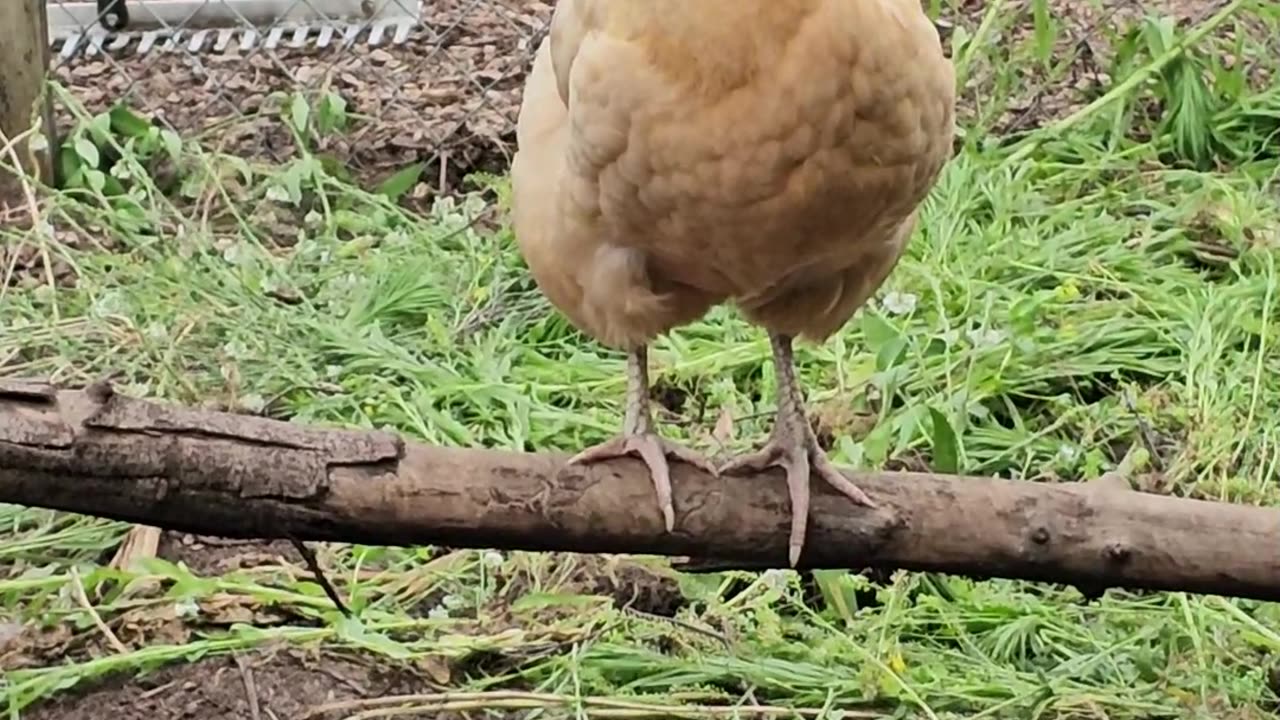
<box><xmin>511</xmin><ymin>0</ymin><xmax>956</xmax><ymax>565</ymax></box>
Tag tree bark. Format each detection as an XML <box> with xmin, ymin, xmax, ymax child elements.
<box><xmin>0</xmin><ymin>0</ymin><xmax>55</xmax><ymax>197</ymax></box>
<box><xmin>2</xmin><ymin>379</ymin><xmax>1279</xmax><ymax>601</ymax></box>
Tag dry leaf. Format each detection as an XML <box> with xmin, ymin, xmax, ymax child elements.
<box><xmin>711</xmin><ymin>405</ymin><xmax>735</xmax><ymax>449</ymax></box>
<box><xmin>417</xmin><ymin>654</ymin><xmax>452</xmax><ymax>684</ymax></box>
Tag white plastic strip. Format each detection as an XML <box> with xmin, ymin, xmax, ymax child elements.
<box><xmin>47</xmin><ymin>0</ymin><xmax>421</xmax><ymax>40</ymax></box>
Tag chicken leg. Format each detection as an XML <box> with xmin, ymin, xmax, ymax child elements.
<box><xmin>568</xmin><ymin>345</ymin><xmax>718</xmax><ymax>531</ymax></box>
<box><xmin>720</xmin><ymin>332</ymin><xmax>877</xmax><ymax>566</ymax></box>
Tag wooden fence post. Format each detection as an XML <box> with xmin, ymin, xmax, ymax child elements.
<box><xmin>0</xmin><ymin>0</ymin><xmax>56</xmax><ymax>203</ymax></box>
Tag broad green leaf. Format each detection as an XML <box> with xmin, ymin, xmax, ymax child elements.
<box><xmin>376</xmin><ymin>162</ymin><xmax>425</xmax><ymax>201</ymax></box>
<box><xmin>290</xmin><ymin>93</ymin><xmax>311</xmax><ymax>134</ymax></box>
<box><xmin>160</xmin><ymin>129</ymin><xmax>183</xmax><ymax>160</ymax></box>
<box><xmin>73</xmin><ymin>136</ymin><xmax>100</xmax><ymax>167</ymax></box>
<box><xmin>57</xmin><ymin>145</ymin><xmax>84</xmax><ymax>184</ymax></box>
<box><xmin>109</xmin><ymin>105</ymin><xmax>152</xmax><ymax>138</ymax></box>
<box><xmin>88</xmin><ymin>112</ymin><xmax>113</xmax><ymax>143</ymax></box>
<box><xmin>927</xmin><ymin>407</ymin><xmax>959</xmax><ymax>474</ymax></box>
<box><xmin>83</xmin><ymin>169</ymin><xmax>107</xmax><ymax>193</ymax></box>
<box><xmin>316</xmin><ymin>92</ymin><xmax>349</xmax><ymax>135</ymax></box>
<box><xmin>335</xmin><ymin>616</ymin><xmax>415</xmax><ymax>659</ymax></box>
<box><xmin>860</xmin><ymin>312</ymin><xmax>900</xmax><ymax>354</ymax></box>
<box><xmin>875</xmin><ymin>335</ymin><xmax>908</xmax><ymax>372</ymax></box>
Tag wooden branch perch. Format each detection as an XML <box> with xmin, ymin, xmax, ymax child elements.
<box><xmin>2</xmin><ymin>378</ymin><xmax>1279</xmax><ymax>601</ymax></box>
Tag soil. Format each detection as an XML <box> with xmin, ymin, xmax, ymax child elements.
<box><xmin>157</xmin><ymin>532</ymin><xmax>306</xmax><ymax>576</ymax></box>
<box><xmin>25</xmin><ymin>648</ymin><xmax>451</xmax><ymax>720</ymax></box>
<box><xmin>9</xmin><ymin>532</ymin><xmax>688</xmax><ymax>719</ymax></box>
<box><xmin>48</xmin><ymin>0</ymin><xmax>555</xmax><ymax>194</ymax></box>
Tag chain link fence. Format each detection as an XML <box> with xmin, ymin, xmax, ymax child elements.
<box><xmin>45</xmin><ymin>0</ymin><xmax>554</xmax><ymax>195</ymax></box>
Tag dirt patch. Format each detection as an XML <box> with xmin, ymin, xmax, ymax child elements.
<box><xmin>156</xmin><ymin>537</ymin><xmax>686</xmax><ymax>620</ymax></box>
<box><xmin>22</xmin><ymin>648</ymin><xmax>445</xmax><ymax>720</ymax></box>
<box><xmin>158</xmin><ymin>532</ymin><xmax>305</xmax><ymax>576</ymax></box>
<box><xmin>570</xmin><ymin>555</ymin><xmax>687</xmax><ymax>617</ymax></box>
<box><xmin>478</xmin><ymin>552</ymin><xmax>688</xmax><ymax>620</ymax></box>
<box><xmin>51</xmin><ymin>0</ymin><xmax>554</xmax><ymax>195</ymax></box>
<box><xmin>945</xmin><ymin>0</ymin><xmax>1264</xmax><ymax>137</ymax></box>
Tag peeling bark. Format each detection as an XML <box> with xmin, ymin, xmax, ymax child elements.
<box><xmin>2</xmin><ymin>380</ymin><xmax>1279</xmax><ymax>601</ymax></box>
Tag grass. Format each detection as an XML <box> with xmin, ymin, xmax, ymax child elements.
<box><xmin>4</xmin><ymin>0</ymin><xmax>1280</xmax><ymax>717</ymax></box>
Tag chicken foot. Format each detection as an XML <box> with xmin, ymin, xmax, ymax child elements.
<box><xmin>567</xmin><ymin>345</ymin><xmax>718</xmax><ymax>532</ymax></box>
<box><xmin>720</xmin><ymin>332</ymin><xmax>877</xmax><ymax>566</ymax></box>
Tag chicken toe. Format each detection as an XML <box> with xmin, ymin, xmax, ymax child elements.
<box><xmin>567</xmin><ymin>346</ymin><xmax>717</xmax><ymax>532</ymax></box>
<box><xmin>569</xmin><ymin>431</ymin><xmax>717</xmax><ymax>532</ymax></box>
<box><xmin>720</xmin><ymin>333</ymin><xmax>876</xmax><ymax>566</ymax></box>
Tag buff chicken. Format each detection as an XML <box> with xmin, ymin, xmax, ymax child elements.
<box><xmin>511</xmin><ymin>0</ymin><xmax>956</xmax><ymax>565</ymax></box>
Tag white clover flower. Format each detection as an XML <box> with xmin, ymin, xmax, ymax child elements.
<box><xmin>239</xmin><ymin>393</ymin><xmax>267</xmax><ymax>413</ymax></box>
<box><xmin>761</xmin><ymin>569</ymin><xmax>789</xmax><ymax>591</ymax></box>
<box><xmin>966</xmin><ymin>327</ymin><xmax>1007</xmax><ymax>348</ymax></box>
<box><xmin>221</xmin><ymin>241</ymin><xmax>250</xmax><ymax>265</ymax></box>
<box><xmin>174</xmin><ymin>598</ymin><xmax>200</xmax><ymax>618</ymax></box>
<box><xmin>881</xmin><ymin>291</ymin><xmax>918</xmax><ymax>316</ymax></box>
<box><xmin>90</xmin><ymin>290</ymin><xmax>128</xmax><ymax>318</ymax></box>
<box><xmin>222</xmin><ymin>339</ymin><xmax>249</xmax><ymax>359</ymax></box>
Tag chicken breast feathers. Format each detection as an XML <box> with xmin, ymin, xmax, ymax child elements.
<box><xmin>511</xmin><ymin>0</ymin><xmax>955</xmax><ymax>349</ymax></box>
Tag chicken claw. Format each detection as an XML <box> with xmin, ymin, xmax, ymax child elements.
<box><xmin>720</xmin><ymin>333</ymin><xmax>876</xmax><ymax>566</ymax></box>
<box><xmin>567</xmin><ymin>346</ymin><xmax>717</xmax><ymax>532</ymax></box>
<box><xmin>569</xmin><ymin>432</ymin><xmax>717</xmax><ymax>532</ymax></box>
